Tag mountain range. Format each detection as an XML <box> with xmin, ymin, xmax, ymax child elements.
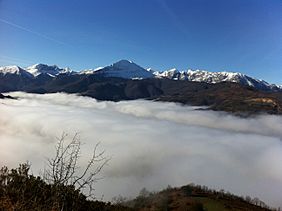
<box><xmin>0</xmin><ymin>59</ymin><xmax>281</xmax><ymax>92</ymax></box>
<box><xmin>1</xmin><ymin>59</ymin><xmax>282</xmax><ymax>115</ymax></box>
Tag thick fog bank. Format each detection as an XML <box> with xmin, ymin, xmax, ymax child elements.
<box><xmin>0</xmin><ymin>92</ymin><xmax>282</xmax><ymax>207</ymax></box>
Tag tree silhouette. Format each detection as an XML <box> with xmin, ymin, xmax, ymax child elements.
<box><xmin>43</xmin><ymin>132</ymin><xmax>110</xmax><ymax>199</ymax></box>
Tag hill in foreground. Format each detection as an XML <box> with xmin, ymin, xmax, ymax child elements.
<box><xmin>123</xmin><ymin>185</ymin><xmax>272</xmax><ymax>211</ymax></box>
<box><xmin>0</xmin><ymin>164</ymin><xmax>274</xmax><ymax>211</ymax></box>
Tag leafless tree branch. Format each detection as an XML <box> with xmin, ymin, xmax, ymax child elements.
<box><xmin>43</xmin><ymin>132</ymin><xmax>110</xmax><ymax>198</ymax></box>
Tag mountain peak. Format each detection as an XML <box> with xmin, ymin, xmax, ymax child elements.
<box><xmin>0</xmin><ymin>65</ymin><xmax>21</xmax><ymax>71</ymax></box>
<box><xmin>114</xmin><ymin>59</ymin><xmax>133</xmax><ymax>64</ymax></box>
<box><xmin>26</xmin><ymin>64</ymin><xmax>63</xmax><ymax>76</ymax></box>
<box><xmin>111</xmin><ymin>59</ymin><xmax>137</xmax><ymax>69</ymax></box>
<box><xmin>0</xmin><ymin>65</ymin><xmax>33</xmax><ymax>78</ymax></box>
<box><xmin>92</xmin><ymin>59</ymin><xmax>154</xmax><ymax>79</ymax></box>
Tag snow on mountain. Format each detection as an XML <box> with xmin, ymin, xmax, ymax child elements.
<box><xmin>0</xmin><ymin>65</ymin><xmax>33</xmax><ymax>78</ymax></box>
<box><xmin>146</xmin><ymin>68</ymin><xmax>160</xmax><ymax>74</ymax></box>
<box><xmin>60</xmin><ymin>67</ymin><xmax>73</xmax><ymax>75</ymax></box>
<box><xmin>92</xmin><ymin>60</ymin><xmax>154</xmax><ymax>79</ymax></box>
<box><xmin>26</xmin><ymin>64</ymin><xmax>72</xmax><ymax>77</ymax></box>
<box><xmin>146</xmin><ymin>68</ymin><xmax>154</xmax><ymax>72</ymax></box>
<box><xmin>154</xmin><ymin>68</ymin><xmax>182</xmax><ymax>80</ymax></box>
<box><xmin>153</xmin><ymin>69</ymin><xmax>280</xmax><ymax>91</ymax></box>
<box><xmin>79</xmin><ymin>67</ymin><xmax>104</xmax><ymax>75</ymax></box>
<box><xmin>79</xmin><ymin>69</ymin><xmax>95</xmax><ymax>75</ymax></box>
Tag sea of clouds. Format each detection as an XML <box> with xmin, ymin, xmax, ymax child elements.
<box><xmin>0</xmin><ymin>92</ymin><xmax>282</xmax><ymax>207</ymax></box>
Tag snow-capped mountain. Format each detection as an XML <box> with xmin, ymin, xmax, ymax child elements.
<box><xmin>153</xmin><ymin>69</ymin><xmax>250</xmax><ymax>83</ymax></box>
<box><xmin>89</xmin><ymin>60</ymin><xmax>153</xmax><ymax>79</ymax></box>
<box><xmin>154</xmin><ymin>68</ymin><xmax>182</xmax><ymax>80</ymax></box>
<box><xmin>152</xmin><ymin>69</ymin><xmax>281</xmax><ymax>91</ymax></box>
<box><xmin>0</xmin><ymin>65</ymin><xmax>33</xmax><ymax>78</ymax></box>
<box><xmin>26</xmin><ymin>64</ymin><xmax>72</xmax><ymax>77</ymax></box>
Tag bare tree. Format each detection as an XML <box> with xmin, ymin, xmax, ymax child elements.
<box><xmin>43</xmin><ymin>132</ymin><xmax>110</xmax><ymax>199</ymax></box>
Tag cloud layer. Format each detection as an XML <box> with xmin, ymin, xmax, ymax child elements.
<box><xmin>1</xmin><ymin>92</ymin><xmax>282</xmax><ymax>207</ymax></box>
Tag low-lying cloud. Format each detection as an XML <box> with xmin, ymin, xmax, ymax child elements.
<box><xmin>1</xmin><ymin>92</ymin><xmax>282</xmax><ymax>207</ymax></box>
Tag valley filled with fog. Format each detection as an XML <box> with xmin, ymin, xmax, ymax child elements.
<box><xmin>0</xmin><ymin>92</ymin><xmax>282</xmax><ymax>207</ymax></box>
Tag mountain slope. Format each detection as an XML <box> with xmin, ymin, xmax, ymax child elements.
<box><xmin>0</xmin><ymin>66</ymin><xmax>34</xmax><ymax>92</ymax></box>
<box><xmin>11</xmin><ymin>74</ymin><xmax>281</xmax><ymax>115</ymax></box>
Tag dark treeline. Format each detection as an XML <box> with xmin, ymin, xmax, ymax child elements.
<box><xmin>0</xmin><ymin>163</ymin><xmax>131</xmax><ymax>211</ymax></box>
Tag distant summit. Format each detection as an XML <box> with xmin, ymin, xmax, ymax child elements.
<box><xmin>82</xmin><ymin>59</ymin><xmax>154</xmax><ymax>79</ymax></box>
<box><xmin>0</xmin><ymin>65</ymin><xmax>33</xmax><ymax>78</ymax></box>
<box><xmin>26</xmin><ymin>64</ymin><xmax>72</xmax><ymax>77</ymax></box>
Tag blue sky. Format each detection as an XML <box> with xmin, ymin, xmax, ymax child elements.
<box><xmin>0</xmin><ymin>0</ymin><xmax>281</xmax><ymax>83</ymax></box>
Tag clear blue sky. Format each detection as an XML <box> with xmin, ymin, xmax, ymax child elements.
<box><xmin>0</xmin><ymin>0</ymin><xmax>281</xmax><ymax>83</ymax></box>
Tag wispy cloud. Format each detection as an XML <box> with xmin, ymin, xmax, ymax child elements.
<box><xmin>156</xmin><ymin>0</ymin><xmax>189</xmax><ymax>36</ymax></box>
<box><xmin>0</xmin><ymin>55</ymin><xmax>34</xmax><ymax>66</ymax></box>
<box><xmin>0</xmin><ymin>18</ymin><xmax>68</xmax><ymax>45</ymax></box>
